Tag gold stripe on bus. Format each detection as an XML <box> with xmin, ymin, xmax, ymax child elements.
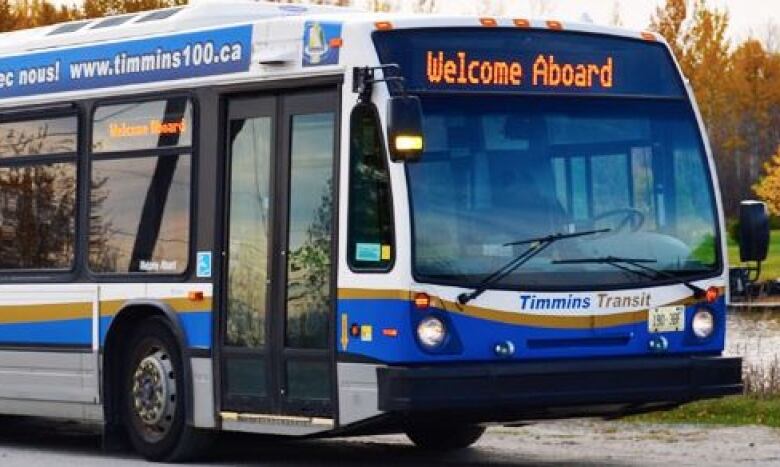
<box><xmin>337</xmin><ymin>287</ymin><xmax>720</xmax><ymax>329</ymax></box>
<box><xmin>99</xmin><ymin>297</ymin><xmax>214</xmax><ymax>317</ymax></box>
<box><xmin>439</xmin><ymin>297</ymin><xmax>647</xmax><ymax>329</ymax></box>
<box><xmin>0</xmin><ymin>296</ymin><xmax>213</xmax><ymax>325</ymax></box>
<box><xmin>0</xmin><ymin>301</ymin><xmax>92</xmax><ymax>325</ymax></box>
<box><xmin>337</xmin><ymin>288</ymin><xmax>410</xmax><ymax>300</ymax></box>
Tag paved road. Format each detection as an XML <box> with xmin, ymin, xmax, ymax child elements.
<box><xmin>0</xmin><ymin>417</ymin><xmax>779</xmax><ymax>466</ymax></box>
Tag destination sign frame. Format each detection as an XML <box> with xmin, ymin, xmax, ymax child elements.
<box><xmin>373</xmin><ymin>28</ymin><xmax>686</xmax><ymax>98</ymax></box>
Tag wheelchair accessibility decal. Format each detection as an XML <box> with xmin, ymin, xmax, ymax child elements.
<box><xmin>196</xmin><ymin>251</ymin><xmax>212</xmax><ymax>278</ymax></box>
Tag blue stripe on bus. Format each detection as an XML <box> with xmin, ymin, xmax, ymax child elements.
<box><xmin>0</xmin><ymin>310</ymin><xmax>212</xmax><ymax>348</ymax></box>
<box><xmin>336</xmin><ymin>297</ymin><xmax>727</xmax><ymax>364</ymax></box>
<box><xmin>98</xmin><ymin>310</ymin><xmax>212</xmax><ymax>349</ymax></box>
<box><xmin>0</xmin><ymin>318</ymin><xmax>92</xmax><ymax>346</ymax></box>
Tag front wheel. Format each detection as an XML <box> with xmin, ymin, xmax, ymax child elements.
<box><xmin>121</xmin><ymin>317</ymin><xmax>210</xmax><ymax>462</ymax></box>
<box><xmin>405</xmin><ymin>423</ymin><xmax>486</xmax><ymax>451</ymax></box>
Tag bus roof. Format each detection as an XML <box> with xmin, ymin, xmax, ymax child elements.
<box><xmin>0</xmin><ymin>1</ymin><xmax>671</xmax><ymax>108</ymax></box>
<box><xmin>0</xmin><ymin>1</ymin><xmax>360</xmax><ymax>56</ymax></box>
<box><xmin>0</xmin><ymin>1</ymin><xmax>661</xmax><ymax>58</ymax></box>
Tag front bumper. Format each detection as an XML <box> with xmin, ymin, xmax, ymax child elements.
<box><xmin>377</xmin><ymin>356</ymin><xmax>742</xmax><ymax>421</ymax></box>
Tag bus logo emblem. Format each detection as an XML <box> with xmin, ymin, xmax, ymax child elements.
<box><xmin>303</xmin><ymin>21</ymin><xmax>342</xmax><ymax>67</ymax></box>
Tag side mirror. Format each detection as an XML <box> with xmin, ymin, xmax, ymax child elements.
<box><xmin>387</xmin><ymin>95</ymin><xmax>424</xmax><ymax>162</ymax></box>
<box><xmin>739</xmin><ymin>200</ymin><xmax>770</xmax><ymax>262</ymax></box>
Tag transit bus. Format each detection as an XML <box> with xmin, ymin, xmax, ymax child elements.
<box><xmin>0</xmin><ymin>1</ymin><xmax>756</xmax><ymax>461</ymax></box>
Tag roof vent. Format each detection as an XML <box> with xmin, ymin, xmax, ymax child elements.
<box><xmin>91</xmin><ymin>15</ymin><xmax>136</xmax><ymax>29</ymax></box>
<box><xmin>135</xmin><ymin>7</ymin><xmax>184</xmax><ymax>23</ymax></box>
<box><xmin>48</xmin><ymin>21</ymin><xmax>91</xmax><ymax>35</ymax></box>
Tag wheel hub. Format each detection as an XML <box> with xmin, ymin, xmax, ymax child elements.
<box><xmin>131</xmin><ymin>349</ymin><xmax>176</xmax><ymax>431</ymax></box>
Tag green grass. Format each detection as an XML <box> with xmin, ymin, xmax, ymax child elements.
<box><xmin>630</xmin><ymin>396</ymin><xmax>780</xmax><ymax>428</ymax></box>
<box><xmin>728</xmin><ymin>230</ymin><xmax>780</xmax><ymax>282</ymax></box>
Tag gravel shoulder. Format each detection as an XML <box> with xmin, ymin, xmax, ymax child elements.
<box><xmin>0</xmin><ymin>417</ymin><xmax>779</xmax><ymax>466</ymax></box>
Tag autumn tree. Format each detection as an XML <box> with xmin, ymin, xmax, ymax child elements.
<box><xmin>0</xmin><ymin>0</ymin><xmax>183</xmax><ymax>32</ymax></box>
<box><xmin>0</xmin><ymin>0</ymin><xmax>80</xmax><ymax>32</ymax></box>
<box><xmin>753</xmin><ymin>147</ymin><xmax>780</xmax><ymax>215</ymax></box>
<box><xmin>0</xmin><ymin>1</ymin><xmax>19</xmax><ymax>32</ymax></box>
<box><xmin>725</xmin><ymin>40</ymin><xmax>780</xmax><ymax>205</ymax></box>
<box><xmin>650</xmin><ymin>0</ymin><xmax>689</xmax><ymax>67</ymax></box>
<box><xmin>82</xmin><ymin>0</ymin><xmax>186</xmax><ymax>18</ymax></box>
<box><xmin>685</xmin><ymin>1</ymin><xmax>731</xmax><ymax>129</ymax></box>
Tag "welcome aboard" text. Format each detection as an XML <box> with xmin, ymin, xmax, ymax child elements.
<box><xmin>426</xmin><ymin>51</ymin><xmax>614</xmax><ymax>89</ymax></box>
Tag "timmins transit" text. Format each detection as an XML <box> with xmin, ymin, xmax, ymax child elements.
<box><xmin>519</xmin><ymin>292</ymin><xmax>651</xmax><ymax>311</ymax></box>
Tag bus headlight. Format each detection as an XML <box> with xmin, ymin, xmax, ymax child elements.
<box><xmin>417</xmin><ymin>316</ymin><xmax>447</xmax><ymax>348</ymax></box>
<box><xmin>692</xmin><ymin>309</ymin><xmax>715</xmax><ymax>339</ymax></box>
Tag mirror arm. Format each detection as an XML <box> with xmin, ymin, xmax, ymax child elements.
<box><xmin>353</xmin><ymin>65</ymin><xmax>405</xmax><ymax>103</ymax></box>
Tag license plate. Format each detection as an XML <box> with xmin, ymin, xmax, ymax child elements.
<box><xmin>648</xmin><ymin>305</ymin><xmax>685</xmax><ymax>333</ymax></box>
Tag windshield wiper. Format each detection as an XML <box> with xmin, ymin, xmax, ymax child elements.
<box><xmin>457</xmin><ymin>228</ymin><xmax>610</xmax><ymax>305</ymax></box>
<box><xmin>552</xmin><ymin>256</ymin><xmax>706</xmax><ymax>298</ymax></box>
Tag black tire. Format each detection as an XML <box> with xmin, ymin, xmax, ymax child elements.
<box><xmin>121</xmin><ymin>316</ymin><xmax>211</xmax><ymax>462</ymax></box>
<box><xmin>405</xmin><ymin>423</ymin><xmax>486</xmax><ymax>451</ymax></box>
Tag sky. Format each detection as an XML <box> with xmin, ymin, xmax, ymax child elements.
<box><xmin>393</xmin><ymin>0</ymin><xmax>780</xmax><ymax>43</ymax></box>
<box><xmin>49</xmin><ymin>0</ymin><xmax>780</xmax><ymax>43</ymax></box>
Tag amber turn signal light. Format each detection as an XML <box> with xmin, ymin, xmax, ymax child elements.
<box><xmin>705</xmin><ymin>287</ymin><xmax>719</xmax><ymax>304</ymax></box>
<box><xmin>188</xmin><ymin>291</ymin><xmax>204</xmax><ymax>302</ymax></box>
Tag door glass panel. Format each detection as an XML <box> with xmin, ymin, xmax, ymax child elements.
<box><xmin>285</xmin><ymin>113</ymin><xmax>335</xmax><ymax>350</ymax></box>
<box><xmin>286</xmin><ymin>361</ymin><xmax>330</xmax><ymax>400</ymax></box>
<box><xmin>226</xmin><ymin>357</ymin><xmax>267</xmax><ymax>397</ymax></box>
<box><xmin>226</xmin><ymin>117</ymin><xmax>271</xmax><ymax>348</ymax></box>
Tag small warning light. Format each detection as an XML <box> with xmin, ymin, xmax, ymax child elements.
<box><xmin>414</xmin><ymin>293</ymin><xmax>430</xmax><ymax>309</ymax></box>
<box><xmin>546</xmin><ymin>20</ymin><xmax>563</xmax><ymax>30</ymax></box>
<box><xmin>513</xmin><ymin>18</ymin><xmax>530</xmax><ymax>28</ymax></box>
<box><xmin>375</xmin><ymin>21</ymin><xmax>393</xmax><ymax>31</ymax></box>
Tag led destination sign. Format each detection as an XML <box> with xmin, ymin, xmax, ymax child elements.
<box><xmin>426</xmin><ymin>51</ymin><xmax>614</xmax><ymax>90</ymax></box>
<box><xmin>373</xmin><ymin>29</ymin><xmax>686</xmax><ymax>97</ymax></box>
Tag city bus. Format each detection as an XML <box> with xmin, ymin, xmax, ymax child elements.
<box><xmin>0</xmin><ymin>1</ymin><xmax>750</xmax><ymax>461</ymax></box>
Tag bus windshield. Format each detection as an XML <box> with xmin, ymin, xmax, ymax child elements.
<box><xmin>407</xmin><ymin>94</ymin><xmax>720</xmax><ymax>289</ymax></box>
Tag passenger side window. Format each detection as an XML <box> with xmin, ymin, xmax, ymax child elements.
<box><xmin>347</xmin><ymin>104</ymin><xmax>394</xmax><ymax>270</ymax></box>
<box><xmin>0</xmin><ymin>115</ymin><xmax>78</xmax><ymax>270</ymax></box>
<box><xmin>89</xmin><ymin>97</ymin><xmax>192</xmax><ymax>275</ymax></box>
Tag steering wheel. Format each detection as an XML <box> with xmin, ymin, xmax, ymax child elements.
<box><xmin>592</xmin><ymin>208</ymin><xmax>645</xmax><ymax>233</ymax></box>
